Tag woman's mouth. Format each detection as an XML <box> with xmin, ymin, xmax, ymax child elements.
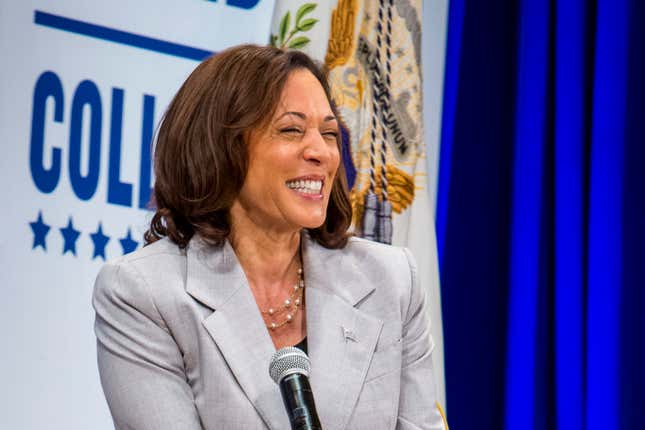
<box><xmin>285</xmin><ymin>179</ymin><xmax>323</xmax><ymax>194</ymax></box>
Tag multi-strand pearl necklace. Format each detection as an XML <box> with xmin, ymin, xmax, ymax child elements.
<box><xmin>261</xmin><ymin>267</ymin><xmax>304</xmax><ymax>330</ymax></box>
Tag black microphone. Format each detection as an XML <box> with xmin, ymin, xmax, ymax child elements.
<box><xmin>269</xmin><ymin>347</ymin><xmax>322</xmax><ymax>430</ymax></box>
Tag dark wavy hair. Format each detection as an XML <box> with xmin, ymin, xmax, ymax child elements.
<box><xmin>144</xmin><ymin>44</ymin><xmax>351</xmax><ymax>249</ymax></box>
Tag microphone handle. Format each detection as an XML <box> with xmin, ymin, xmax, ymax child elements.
<box><xmin>279</xmin><ymin>374</ymin><xmax>322</xmax><ymax>430</ymax></box>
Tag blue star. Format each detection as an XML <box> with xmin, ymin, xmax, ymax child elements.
<box><xmin>29</xmin><ymin>211</ymin><xmax>50</xmax><ymax>250</ymax></box>
<box><xmin>60</xmin><ymin>217</ymin><xmax>81</xmax><ymax>256</ymax></box>
<box><xmin>119</xmin><ymin>228</ymin><xmax>139</xmax><ymax>255</ymax></box>
<box><xmin>90</xmin><ymin>223</ymin><xmax>110</xmax><ymax>260</ymax></box>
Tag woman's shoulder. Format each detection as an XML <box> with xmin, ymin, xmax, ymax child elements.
<box><xmin>327</xmin><ymin>236</ymin><xmax>422</xmax><ymax>324</ymax></box>
<box><xmin>311</xmin><ymin>235</ymin><xmax>419</xmax><ymax>304</ymax></box>
<box><xmin>101</xmin><ymin>237</ymin><xmax>185</xmax><ymax>272</ymax></box>
<box><xmin>341</xmin><ymin>235</ymin><xmax>416</xmax><ymax>274</ymax></box>
<box><xmin>93</xmin><ymin>237</ymin><xmax>187</xmax><ymax>303</ymax></box>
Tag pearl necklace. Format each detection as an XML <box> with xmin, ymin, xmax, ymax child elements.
<box><xmin>261</xmin><ymin>267</ymin><xmax>304</xmax><ymax>330</ymax></box>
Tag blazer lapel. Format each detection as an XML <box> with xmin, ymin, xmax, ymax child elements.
<box><xmin>185</xmin><ymin>238</ymin><xmax>289</xmax><ymax>430</ymax></box>
<box><xmin>303</xmin><ymin>237</ymin><xmax>384</xmax><ymax>430</ymax></box>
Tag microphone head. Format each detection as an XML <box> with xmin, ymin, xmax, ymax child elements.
<box><xmin>269</xmin><ymin>346</ymin><xmax>311</xmax><ymax>384</ymax></box>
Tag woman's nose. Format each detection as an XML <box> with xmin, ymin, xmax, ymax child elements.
<box><xmin>303</xmin><ymin>129</ymin><xmax>335</xmax><ymax>165</ymax></box>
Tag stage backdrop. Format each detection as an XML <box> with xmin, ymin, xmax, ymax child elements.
<box><xmin>0</xmin><ymin>0</ymin><xmax>447</xmax><ymax>428</ymax></box>
<box><xmin>0</xmin><ymin>1</ymin><xmax>274</xmax><ymax>428</ymax></box>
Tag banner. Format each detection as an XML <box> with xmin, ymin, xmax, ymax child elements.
<box><xmin>0</xmin><ymin>1</ymin><xmax>274</xmax><ymax>427</ymax></box>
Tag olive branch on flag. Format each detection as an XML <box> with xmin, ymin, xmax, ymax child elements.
<box><xmin>270</xmin><ymin>3</ymin><xmax>319</xmax><ymax>49</ymax></box>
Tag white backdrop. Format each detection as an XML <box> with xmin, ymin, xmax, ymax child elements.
<box><xmin>0</xmin><ymin>0</ymin><xmax>447</xmax><ymax>428</ymax></box>
<box><xmin>0</xmin><ymin>1</ymin><xmax>274</xmax><ymax>427</ymax></box>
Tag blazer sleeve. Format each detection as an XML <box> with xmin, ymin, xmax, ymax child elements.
<box><xmin>92</xmin><ymin>260</ymin><xmax>203</xmax><ymax>430</ymax></box>
<box><xmin>397</xmin><ymin>248</ymin><xmax>447</xmax><ymax>430</ymax></box>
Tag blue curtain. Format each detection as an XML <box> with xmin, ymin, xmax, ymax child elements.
<box><xmin>435</xmin><ymin>0</ymin><xmax>645</xmax><ymax>429</ymax></box>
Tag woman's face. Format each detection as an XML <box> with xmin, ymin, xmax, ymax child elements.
<box><xmin>232</xmin><ymin>69</ymin><xmax>341</xmax><ymax>233</ymax></box>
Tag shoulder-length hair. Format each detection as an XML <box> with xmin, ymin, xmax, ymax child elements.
<box><xmin>144</xmin><ymin>44</ymin><xmax>351</xmax><ymax>249</ymax></box>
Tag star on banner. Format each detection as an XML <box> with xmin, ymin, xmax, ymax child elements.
<box><xmin>90</xmin><ymin>223</ymin><xmax>110</xmax><ymax>260</ymax></box>
<box><xmin>119</xmin><ymin>228</ymin><xmax>139</xmax><ymax>255</ymax></box>
<box><xmin>60</xmin><ymin>217</ymin><xmax>81</xmax><ymax>256</ymax></box>
<box><xmin>29</xmin><ymin>211</ymin><xmax>50</xmax><ymax>251</ymax></box>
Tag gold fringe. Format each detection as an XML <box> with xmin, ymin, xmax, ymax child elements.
<box><xmin>324</xmin><ymin>0</ymin><xmax>357</xmax><ymax>69</ymax></box>
<box><xmin>350</xmin><ymin>164</ymin><xmax>415</xmax><ymax>226</ymax></box>
<box><xmin>436</xmin><ymin>401</ymin><xmax>449</xmax><ymax>429</ymax></box>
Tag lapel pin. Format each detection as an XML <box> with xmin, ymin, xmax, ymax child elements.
<box><xmin>342</xmin><ymin>326</ymin><xmax>357</xmax><ymax>343</ymax></box>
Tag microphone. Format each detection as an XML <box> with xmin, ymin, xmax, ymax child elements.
<box><xmin>269</xmin><ymin>347</ymin><xmax>322</xmax><ymax>430</ymax></box>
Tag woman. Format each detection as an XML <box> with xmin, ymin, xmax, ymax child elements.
<box><xmin>93</xmin><ymin>44</ymin><xmax>445</xmax><ymax>430</ymax></box>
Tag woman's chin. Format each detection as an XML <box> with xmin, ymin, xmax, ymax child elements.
<box><xmin>293</xmin><ymin>214</ymin><xmax>327</xmax><ymax>230</ymax></box>
<box><xmin>282</xmin><ymin>204</ymin><xmax>327</xmax><ymax>230</ymax></box>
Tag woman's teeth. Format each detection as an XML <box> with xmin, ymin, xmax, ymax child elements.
<box><xmin>286</xmin><ymin>179</ymin><xmax>323</xmax><ymax>194</ymax></box>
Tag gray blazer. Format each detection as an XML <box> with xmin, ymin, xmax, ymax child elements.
<box><xmin>93</xmin><ymin>234</ymin><xmax>446</xmax><ymax>430</ymax></box>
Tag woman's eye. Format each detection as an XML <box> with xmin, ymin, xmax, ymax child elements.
<box><xmin>323</xmin><ymin>131</ymin><xmax>339</xmax><ymax>139</ymax></box>
<box><xmin>281</xmin><ymin>127</ymin><xmax>303</xmax><ymax>134</ymax></box>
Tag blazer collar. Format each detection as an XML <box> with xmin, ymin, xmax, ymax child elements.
<box><xmin>185</xmin><ymin>233</ymin><xmax>383</xmax><ymax>430</ymax></box>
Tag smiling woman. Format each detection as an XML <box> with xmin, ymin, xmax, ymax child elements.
<box><xmin>235</xmin><ymin>69</ymin><xmax>342</xmax><ymax>235</ymax></box>
<box><xmin>145</xmin><ymin>45</ymin><xmax>352</xmax><ymax>250</ymax></box>
<box><xmin>92</xmin><ymin>44</ymin><xmax>446</xmax><ymax>429</ymax></box>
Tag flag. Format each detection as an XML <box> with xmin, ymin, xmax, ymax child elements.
<box><xmin>271</xmin><ymin>0</ymin><xmax>447</xmax><ymax>411</ymax></box>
